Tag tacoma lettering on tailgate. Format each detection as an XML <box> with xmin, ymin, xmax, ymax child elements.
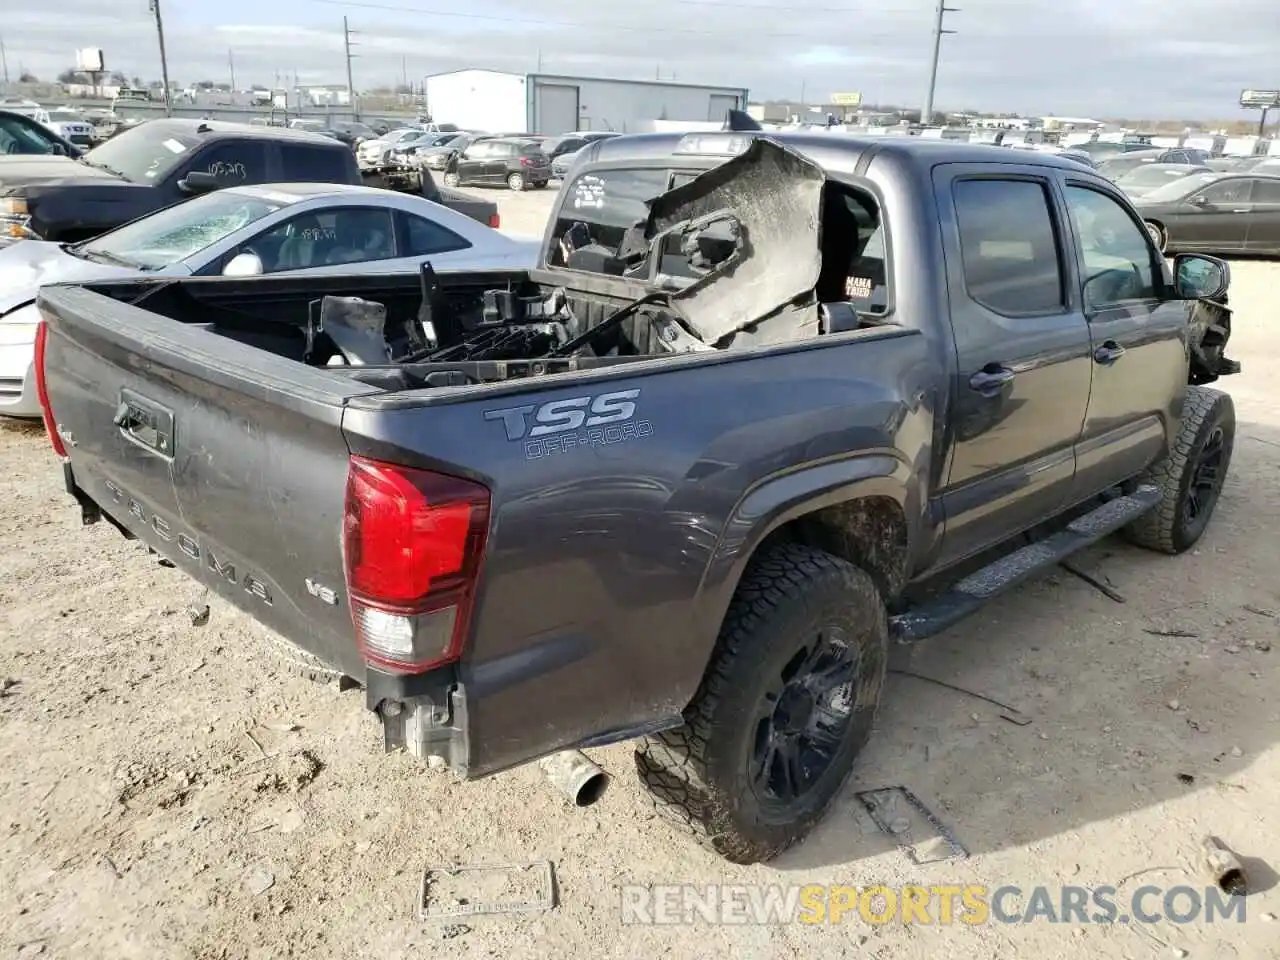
<box><xmin>100</xmin><ymin>479</ymin><xmax>274</xmax><ymax>606</ymax></box>
<box><xmin>483</xmin><ymin>389</ymin><xmax>654</xmax><ymax>461</ymax></box>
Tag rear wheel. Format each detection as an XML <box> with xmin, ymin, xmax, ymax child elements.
<box><xmin>507</xmin><ymin>172</ymin><xmax>526</xmax><ymax>191</ymax></box>
<box><xmin>1145</xmin><ymin>220</ymin><xmax>1167</xmax><ymax>253</ymax></box>
<box><xmin>635</xmin><ymin>543</ymin><xmax>888</xmax><ymax>864</ymax></box>
<box><xmin>1125</xmin><ymin>385</ymin><xmax>1234</xmax><ymax>554</ymax></box>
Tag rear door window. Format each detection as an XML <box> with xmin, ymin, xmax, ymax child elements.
<box><xmin>952</xmin><ymin>178</ymin><xmax>1066</xmax><ymax>316</ymax></box>
<box><xmin>398</xmin><ymin>212</ymin><xmax>471</xmax><ymax>256</ymax></box>
<box><xmin>278</xmin><ymin>144</ymin><xmax>353</xmax><ymax>183</ymax></box>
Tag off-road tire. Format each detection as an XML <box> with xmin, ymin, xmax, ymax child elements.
<box><xmin>442</xmin><ymin>172</ymin><xmax>460</xmax><ymax>188</ymax></box>
<box><xmin>507</xmin><ymin>172</ymin><xmax>525</xmax><ymax>191</ymax></box>
<box><xmin>1145</xmin><ymin>220</ymin><xmax>1167</xmax><ymax>254</ymax></box>
<box><xmin>635</xmin><ymin>543</ymin><xmax>888</xmax><ymax>864</ymax></box>
<box><xmin>1124</xmin><ymin>385</ymin><xmax>1234</xmax><ymax>554</ymax></box>
<box><xmin>263</xmin><ymin>635</ymin><xmax>359</xmax><ymax>691</ymax></box>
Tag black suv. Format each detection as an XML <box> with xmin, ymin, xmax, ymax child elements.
<box><xmin>442</xmin><ymin>137</ymin><xmax>552</xmax><ymax>191</ymax></box>
<box><xmin>0</xmin><ymin>118</ymin><xmax>361</xmax><ymax>243</ymax></box>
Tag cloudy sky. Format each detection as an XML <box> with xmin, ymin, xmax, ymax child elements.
<box><xmin>1</xmin><ymin>0</ymin><xmax>1275</xmax><ymax>118</ymax></box>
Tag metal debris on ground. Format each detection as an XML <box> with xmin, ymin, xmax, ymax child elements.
<box><xmin>1202</xmin><ymin>836</ymin><xmax>1249</xmax><ymax>896</ymax></box>
<box><xmin>1176</xmin><ymin>773</ymin><xmax>1196</xmax><ymax>785</ymax></box>
<box><xmin>855</xmin><ymin>787</ymin><xmax>968</xmax><ymax>865</ymax></box>
<box><xmin>1058</xmin><ymin>561</ymin><xmax>1125</xmax><ymax>602</ymax></box>
<box><xmin>1242</xmin><ymin>605</ymin><xmax>1275</xmax><ymax>619</ymax></box>
<box><xmin>419</xmin><ymin>861</ymin><xmax>556</xmax><ymax>920</ymax></box>
<box><xmin>889</xmin><ymin>669</ymin><xmax>1031</xmax><ymax>724</ymax></box>
<box><xmin>187</xmin><ymin>603</ymin><xmax>211</xmax><ymax>626</ymax></box>
<box><xmin>1143</xmin><ymin>628</ymin><xmax>1200</xmax><ymax>638</ymax></box>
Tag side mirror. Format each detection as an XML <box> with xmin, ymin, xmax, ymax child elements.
<box><xmin>49</xmin><ymin>143</ymin><xmax>67</xmax><ymax>157</ymax></box>
<box><xmin>1172</xmin><ymin>253</ymin><xmax>1229</xmax><ymax>301</ymax></box>
<box><xmin>222</xmin><ymin>251</ymin><xmax>264</xmax><ymax>277</ymax></box>
<box><xmin>1189</xmin><ymin>194</ymin><xmax>1209</xmax><ymax>206</ymax></box>
<box><xmin>177</xmin><ymin>171</ymin><xmax>219</xmax><ymax>195</ymax></box>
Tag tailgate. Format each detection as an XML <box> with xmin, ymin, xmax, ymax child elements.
<box><xmin>37</xmin><ymin>284</ymin><xmax>382</xmax><ymax>678</ymax></box>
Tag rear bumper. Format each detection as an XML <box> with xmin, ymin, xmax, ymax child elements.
<box><xmin>62</xmin><ymin>459</ymin><xmax>474</xmax><ymax>773</ymax></box>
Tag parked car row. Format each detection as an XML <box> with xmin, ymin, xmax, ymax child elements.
<box><xmin>1129</xmin><ymin>171</ymin><xmax>1280</xmax><ymax>255</ymax></box>
<box><xmin>0</xmin><ymin>117</ymin><xmax>536</xmax><ymax>418</ymax></box>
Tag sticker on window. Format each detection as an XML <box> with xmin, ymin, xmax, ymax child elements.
<box><xmin>845</xmin><ymin>275</ymin><xmax>873</xmax><ymax>299</ymax></box>
<box><xmin>162</xmin><ymin>138</ymin><xmax>187</xmax><ymax>154</ymax></box>
<box><xmin>572</xmin><ymin>175</ymin><xmax>605</xmax><ymax>210</ymax></box>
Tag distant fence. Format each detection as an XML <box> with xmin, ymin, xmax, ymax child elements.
<box><xmin>51</xmin><ymin>99</ymin><xmax>419</xmax><ymax>125</ymax></box>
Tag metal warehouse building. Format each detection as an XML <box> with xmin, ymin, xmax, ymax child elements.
<box><xmin>423</xmin><ymin>69</ymin><xmax>749</xmax><ymax>135</ymax></box>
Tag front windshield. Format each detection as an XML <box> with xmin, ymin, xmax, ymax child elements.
<box><xmin>81</xmin><ymin>123</ymin><xmax>195</xmax><ymax>183</ymax></box>
<box><xmin>1139</xmin><ymin>172</ymin><xmax>1219</xmax><ymax>203</ymax></box>
<box><xmin>76</xmin><ymin>190</ymin><xmax>284</xmax><ymax>270</ymax></box>
<box><xmin>47</xmin><ymin>110</ymin><xmax>81</xmax><ymax>122</ymax></box>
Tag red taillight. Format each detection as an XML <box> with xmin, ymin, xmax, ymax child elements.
<box><xmin>487</xmin><ymin>213</ymin><xmax>501</xmax><ymax>228</ymax></box>
<box><xmin>342</xmin><ymin>456</ymin><xmax>489</xmax><ymax>675</ymax></box>
<box><xmin>33</xmin><ymin>320</ymin><xmax>67</xmax><ymax>459</ymax></box>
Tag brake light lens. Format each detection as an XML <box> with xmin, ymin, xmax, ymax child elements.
<box><xmin>520</xmin><ymin>156</ymin><xmax>534</xmax><ymax>167</ymax></box>
<box><xmin>343</xmin><ymin>456</ymin><xmax>490</xmax><ymax>674</ymax></box>
<box><xmin>487</xmin><ymin>213</ymin><xmax>500</xmax><ymax>228</ymax></box>
<box><xmin>33</xmin><ymin>320</ymin><xmax>67</xmax><ymax>459</ymax></box>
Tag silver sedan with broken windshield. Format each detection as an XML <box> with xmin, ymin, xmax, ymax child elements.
<box><xmin>0</xmin><ymin>182</ymin><xmax>537</xmax><ymax>418</ymax></box>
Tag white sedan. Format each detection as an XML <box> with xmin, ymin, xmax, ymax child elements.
<box><xmin>0</xmin><ymin>182</ymin><xmax>537</xmax><ymax>418</ymax></box>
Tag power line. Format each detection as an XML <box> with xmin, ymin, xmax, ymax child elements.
<box><xmin>303</xmin><ymin>0</ymin><xmax>913</xmax><ymax>41</ymax></box>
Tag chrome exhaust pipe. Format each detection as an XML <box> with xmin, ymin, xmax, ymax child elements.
<box><xmin>539</xmin><ymin>750</ymin><xmax>608</xmax><ymax>807</ymax></box>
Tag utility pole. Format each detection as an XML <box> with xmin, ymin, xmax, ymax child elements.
<box><xmin>1</xmin><ymin>38</ymin><xmax>9</xmax><ymax>84</ymax></box>
<box><xmin>148</xmin><ymin>0</ymin><xmax>173</xmax><ymax>116</ymax></box>
<box><xmin>401</xmin><ymin>55</ymin><xmax>408</xmax><ymax>91</ymax></box>
<box><xmin>228</xmin><ymin>49</ymin><xmax>235</xmax><ymax>91</ymax></box>
<box><xmin>922</xmin><ymin>1</ymin><xmax>959</xmax><ymax>126</ymax></box>
<box><xmin>343</xmin><ymin>17</ymin><xmax>359</xmax><ymax>118</ymax></box>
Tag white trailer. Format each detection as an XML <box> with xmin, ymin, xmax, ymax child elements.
<box><xmin>423</xmin><ymin>69</ymin><xmax>748</xmax><ymax>135</ymax></box>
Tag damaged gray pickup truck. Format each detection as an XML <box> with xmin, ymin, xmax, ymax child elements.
<box><xmin>35</xmin><ymin>133</ymin><xmax>1239</xmax><ymax>864</ymax></box>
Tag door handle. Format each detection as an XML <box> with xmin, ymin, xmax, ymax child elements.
<box><xmin>1231</xmin><ymin>208</ymin><xmax>1249</xmax><ymax>214</ymax></box>
<box><xmin>968</xmin><ymin>365</ymin><xmax>1015</xmax><ymax>396</ymax></box>
<box><xmin>1094</xmin><ymin>341</ymin><xmax>1126</xmax><ymax>365</ymax></box>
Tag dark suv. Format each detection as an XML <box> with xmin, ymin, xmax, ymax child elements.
<box><xmin>442</xmin><ymin>137</ymin><xmax>552</xmax><ymax>191</ymax></box>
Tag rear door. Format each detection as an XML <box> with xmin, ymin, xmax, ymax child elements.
<box><xmin>38</xmin><ymin>283</ymin><xmax>379</xmax><ymax>677</ymax></box>
<box><xmin>1179</xmin><ymin>176</ymin><xmax>1253</xmax><ymax>250</ymax></box>
<box><xmin>1058</xmin><ymin>178</ymin><xmax>1188</xmax><ymax>496</ymax></box>
<box><xmin>1244</xmin><ymin>177</ymin><xmax>1280</xmax><ymax>253</ymax></box>
<box><xmin>486</xmin><ymin>142</ymin><xmax>517</xmax><ymax>183</ymax></box>
<box><xmin>933</xmin><ymin>165</ymin><xmax>1093</xmax><ymax>566</ymax></box>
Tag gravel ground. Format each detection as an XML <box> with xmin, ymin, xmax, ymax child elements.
<box><xmin>2</xmin><ymin>185</ymin><xmax>1279</xmax><ymax>959</ymax></box>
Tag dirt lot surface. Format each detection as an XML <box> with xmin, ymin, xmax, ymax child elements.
<box><xmin>3</xmin><ymin>185</ymin><xmax>1280</xmax><ymax>959</ymax></box>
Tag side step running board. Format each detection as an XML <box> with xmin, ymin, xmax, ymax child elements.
<box><xmin>889</xmin><ymin>485</ymin><xmax>1162</xmax><ymax>643</ymax></box>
